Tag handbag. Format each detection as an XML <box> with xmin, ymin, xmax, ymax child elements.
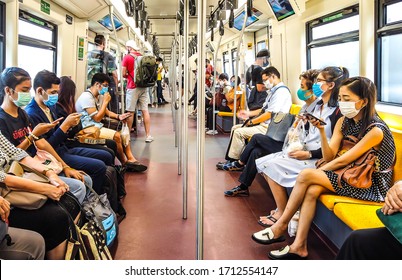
<box><xmin>315</xmin><ymin>123</ymin><xmax>390</xmax><ymax>189</ymax></box>
<box><xmin>266</xmin><ymin>112</ymin><xmax>295</xmax><ymax>142</ymax></box>
<box><xmin>0</xmin><ymin>161</ymin><xmax>48</xmax><ymax>210</ymax></box>
<box><xmin>75</xmin><ymin>126</ymin><xmax>106</xmax><ymax>145</ymax></box>
<box><xmin>120</xmin><ymin>123</ymin><xmax>130</xmax><ymax>147</ymax></box>
<box><xmin>376</xmin><ymin>209</ymin><xmax>402</xmax><ymax>245</ymax></box>
<box><xmin>282</xmin><ymin>119</ymin><xmax>305</xmax><ymax>154</ymax></box>
<box><xmin>33</xmin><ymin>143</ymin><xmax>63</xmax><ymax>174</ymax></box>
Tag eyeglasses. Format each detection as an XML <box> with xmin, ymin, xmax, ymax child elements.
<box><xmin>315</xmin><ymin>78</ymin><xmax>330</xmax><ymax>83</ymax></box>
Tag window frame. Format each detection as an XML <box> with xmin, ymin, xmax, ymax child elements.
<box><xmin>0</xmin><ymin>2</ymin><xmax>5</xmax><ymax>71</ymax></box>
<box><xmin>18</xmin><ymin>10</ymin><xmax>58</xmax><ymax>73</ymax></box>
<box><xmin>375</xmin><ymin>0</ymin><xmax>402</xmax><ymax>105</ymax></box>
<box><xmin>231</xmin><ymin>48</ymin><xmax>237</xmax><ymax>78</ymax></box>
<box><xmin>306</xmin><ymin>4</ymin><xmax>359</xmax><ymax>70</ymax></box>
<box><xmin>222</xmin><ymin>51</ymin><xmax>230</xmax><ymax>75</ymax></box>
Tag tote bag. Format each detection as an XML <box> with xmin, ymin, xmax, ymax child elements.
<box><xmin>266</xmin><ymin>112</ymin><xmax>295</xmax><ymax>142</ymax></box>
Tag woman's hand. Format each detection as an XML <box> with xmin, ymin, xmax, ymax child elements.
<box><xmin>43</xmin><ymin>183</ymin><xmax>65</xmax><ymax>201</ymax></box>
<box><xmin>382</xmin><ymin>181</ymin><xmax>402</xmax><ymax>215</ymax></box>
<box><xmin>61</xmin><ymin>113</ymin><xmax>82</xmax><ymax>130</ymax></box>
<box><xmin>307</xmin><ymin>118</ymin><xmax>325</xmax><ymax>130</ymax></box>
<box><xmin>47</xmin><ymin>171</ymin><xmax>69</xmax><ymax>191</ymax></box>
<box><xmin>63</xmin><ymin>167</ymin><xmax>85</xmax><ymax>182</ymax></box>
<box><xmin>0</xmin><ymin>196</ymin><xmax>10</xmax><ymax>222</ymax></box>
<box><xmin>288</xmin><ymin>150</ymin><xmax>310</xmax><ymax>160</ymax></box>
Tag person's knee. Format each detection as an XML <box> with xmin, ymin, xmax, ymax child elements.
<box><xmin>114</xmin><ymin>132</ymin><xmax>122</xmax><ymax>142</ymax></box>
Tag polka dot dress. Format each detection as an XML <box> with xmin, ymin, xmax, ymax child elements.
<box><xmin>324</xmin><ymin>115</ymin><xmax>395</xmax><ymax>202</ymax></box>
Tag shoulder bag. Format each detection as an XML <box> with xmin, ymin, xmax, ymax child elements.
<box><xmin>316</xmin><ymin>123</ymin><xmax>393</xmax><ymax>189</ymax></box>
<box><xmin>376</xmin><ymin>209</ymin><xmax>402</xmax><ymax>245</ymax></box>
<box><xmin>0</xmin><ymin>161</ymin><xmax>49</xmax><ymax>210</ymax></box>
<box><xmin>266</xmin><ymin>112</ymin><xmax>295</xmax><ymax>142</ymax></box>
<box><xmin>75</xmin><ymin>126</ymin><xmax>106</xmax><ymax>145</ymax></box>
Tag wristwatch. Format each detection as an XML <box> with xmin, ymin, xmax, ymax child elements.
<box><xmin>41</xmin><ymin>167</ymin><xmax>54</xmax><ymax>176</ymax></box>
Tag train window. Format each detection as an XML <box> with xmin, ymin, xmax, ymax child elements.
<box><xmin>306</xmin><ymin>5</ymin><xmax>359</xmax><ymax>77</ymax></box>
<box><xmin>17</xmin><ymin>11</ymin><xmax>57</xmax><ymax>79</ymax></box>
<box><xmin>231</xmin><ymin>48</ymin><xmax>237</xmax><ymax>77</ymax></box>
<box><xmin>376</xmin><ymin>0</ymin><xmax>402</xmax><ymax>104</ymax></box>
<box><xmin>0</xmin><ymin>2</ymin><xmax>5</xmax><ymax>71</ymax></box>
<box><xmin>222</xmin><ymin>51</ymin><xmax>230</xmax><ymax>75</ymax></box>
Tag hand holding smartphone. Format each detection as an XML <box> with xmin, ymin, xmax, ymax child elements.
<box><xmin>52</xmin><ymin>117</ymin><xmax>64</xmax><ymax>124</ymax></box>
<box><xmin>304</xmin><ymin>113</ymin><xmax>327</xmax><ymax>125</ymax></box>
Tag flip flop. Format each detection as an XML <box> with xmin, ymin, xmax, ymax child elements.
<box><xmin>258</xmin><ymin>215</ymin><xmax>278</xmax><ymax>227</ymax></box>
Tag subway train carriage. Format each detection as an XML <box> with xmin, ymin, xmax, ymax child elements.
<box><xmin>0</xmin><ymin>0</ymin><xmax>402</xmax><ymax>265</ymax></box>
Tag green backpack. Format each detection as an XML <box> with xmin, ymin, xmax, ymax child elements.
<box><xmin>133</xmin><ymin>55</ymin><xmax>158</xmax><ymax>88</ymax></box>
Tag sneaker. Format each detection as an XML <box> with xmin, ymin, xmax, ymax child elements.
<box><xmin>224</xmin><ymin>186</ymin><xmax>249</xmax><ymax>197</ymax></box>
<box><xmin>145</xmin><ymin>135</ymin><xmax>154</xmax><ymax>143</ymax></box>
<box><xmin>206</xmin><ymin>130</ymin><xmax>218</xmax><ymax>135</ymax></box>
<box><xmin>216</xmin><ymin>160</ymin><xmax>231</xmax><ymax>170</ymax></box>
<box><xmin>222</xmin><ymin>161</ymin><xmax>244</xmax><ymax>171</ymax></box>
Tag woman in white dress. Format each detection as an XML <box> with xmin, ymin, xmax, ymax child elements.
<box><xmin>256</xmin><ymin>66</ymin><xmax>349</xmax><ymax>226</ymax></box>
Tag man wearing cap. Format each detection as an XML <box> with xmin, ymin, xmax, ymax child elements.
<box><xmin>122</xmin><ymin>40</ymin><xmax>154</xmax><ymax>143</ymax></box>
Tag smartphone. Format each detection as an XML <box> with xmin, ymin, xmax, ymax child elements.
<box><xmin>52</xmin><ymin>117</ymin><xmax>64</xmax><ymax>124</ymax></box>
<box><xmin>120</xmin><ymin>114</ymin><xmax>130</xmax><ymax>120</ymax></box>
<box><xmin>304</xmin><ymin>113</ymin><xmax>327</xmax><ymax>125</ymax></box>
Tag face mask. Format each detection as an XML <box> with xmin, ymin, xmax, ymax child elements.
<box><xmin>312</xmin><ymin>82</ymin><xmax>325</xmax><ymax>98</ymax></box>
<box><xmin>230</xmin><ymin>81</ymin><xmax>235</xmax><ymax>87</ymax></box>
<box><xmin>297</xmin><ymin>88</ymin><xmax>312</xmax><ymax>101</ymax></box>
<box><xmin>264</xmin><ymin>80</ymin><xmax>273</xmax><ymax>90</ymax></box>
<box><xmin>11</xmin><ymin>90</ymin><xmax>31</xmax><ymax>107</ymax></box>
<box><xmin>99</xmin><ymin>86</ymin><xmax>108</xmax><ymax>95</ymax></box>
<box><xmin>262</xmin><ymin>59</ymin><xmax>269</xmax><ymax>68</ymax></box>
<box><xmin>338</xmin><ymin>101</ymin><xmax>362</xmax><ymax>119</ymax></box>
<box><xmin>43</xmin><ymin>94</ymin><xmax>59</xmax><ymax>107</ymax></box>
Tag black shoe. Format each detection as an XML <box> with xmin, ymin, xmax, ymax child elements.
<box><xmin>125</xmin><ymin>161</ymin><xmax>147</xmax><ymax>172</ymax></box>
<box><xmin>224</xmin><ymin>186</ymin><xmax>249</xmax><ymax>197</ymax></box>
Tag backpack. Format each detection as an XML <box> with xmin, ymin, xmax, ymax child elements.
<box><xmin>131</xmin><ymin>55</ymin><xmax>158</xmax><ymax>88</ymax></box>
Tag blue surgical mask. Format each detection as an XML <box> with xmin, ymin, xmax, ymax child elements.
<box><xmin>230</xmin><ymin>81</ymin><xmax>235</xmax><ymax>87</ymax></box>
<box><xmin>43</xmin><ymin>94</ymin><xmax>59</xmax><ymax>107</ymax></box>
<box><xmin>312</xmin><ymin>82</ymin><xmax>325</xmax><ymax>98</ymax></box>
<box><xmin>99</xmin><ymin>86</ymin><xmax>108</xmax><ymax>95</ymax></box>
<box><xmin>11</xmin><ymin>90</ymin><xmax>31</xmax><ymax>107</ymax></box>
<box><xmin>297</xmin><ymin>88</ymin><xmax>312</xmax><ymax>101</ymax></box>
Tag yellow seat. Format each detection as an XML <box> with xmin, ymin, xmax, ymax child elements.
<box><xmin>333</xmin><ymin>203</ymin><xmax>384</xmax><ymax>230</ymax></box>
<box><xmin>318</xmin><ymin>194</ymin><xmax>383</xmax><ymax>211</ymax></box>
<box><xmin>289</xmin><ymin>104</ymin><xmax>302</xmax><ymax>115</ymax></box>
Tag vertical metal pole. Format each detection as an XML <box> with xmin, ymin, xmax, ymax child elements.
<box><xmin>109</xmin><ymin>5</ymin><xmax>125</xmax><ymax>113</ymax></box>
<box><xmin>178</xmin><ymin>25</ymin><xmax>183</xmax><ymax>175</ymax></box>
<box><xmin>196</xmin><ymin>0</ymin><xmax>206</xmax><ymax>260</ymax></box>
<box><xmin>212</xmin><ymin>35</ymin><xmax>222</xmax><ymax>134</ymax></box>
<box><xmin>233</xmin><ymin>3</ymin><xmax>248</xmax><ymax>125</ymax></box>
<box><xmin>182</xmin><ymin>0</ymin><xmax>189</xmax><ymax>219</ymax></box>
<box><xmin>173</xmin><ymin>23</ymin><xmax>178</xmax><ymax>148</ymax></box>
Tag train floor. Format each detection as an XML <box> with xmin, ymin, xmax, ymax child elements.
<box><xmin>112</xmin><ymin>92</ymin><xmax>337</xmax><ymax>260</ymax></box>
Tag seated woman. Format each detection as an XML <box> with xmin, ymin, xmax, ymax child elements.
<box><xmin>0</xmin><ymin>196</ymin><xmax>45</xmax><ymax>260</ymax></box>
<box><xmin>256</xmin><ymin>67</ymin><xmax>346</xmax><ymax>224</ymax></box>
<box><xmin>0</xmin><ymin>131</ymin><xmax>71</xmax><ymax>259</ymax></box>
<box><xmin>336</xmin><ymin>181</ymin><xmax>402</xmax><ymax>259</ymax></box>
<box><xmin>0</xmin><ymin>67</ymin><xmax>88</xmax><ymax>203</ymax></box>
<box><xmin>251</xmin><ymin>76</ymin><xmax>396</xmax><ymax>259</ymax></box>
<box><xmin>55</xmin><ymin>76</ymin><xmax>117</xmax><ymax>161</ymax></box>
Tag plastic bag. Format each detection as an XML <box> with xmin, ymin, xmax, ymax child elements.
<box><xmin>282</xmin><ymin>119</ymin><xmax>306</xmax><ymax>154</ymax></box>
<box><xmin>288</xmin><ymin>210</ymin><xmax>300</xmax><ymax>237</ymax></box>
<box><xmin>120</xmin><ymin>123</ymin><xmax>130</xmax><ymax>147</ymax></box>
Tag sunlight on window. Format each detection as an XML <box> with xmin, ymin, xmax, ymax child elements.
<box><xmin>387</xmin><ymin>2</ymin><xmax>402</xmax><ymax>24</ymax></box>
<box><xmin>381</xmin><ymin>34</ymin><xmax>402</xmax><ymax>104</ymax></box>
<box><xmin>18</xmin><ymin>44</ymin><xmax>53</xmax><ymax>83</ymax></box>
<box><xmin>19</xmin><ymin>20</ymin><xmax>53</xmax><ymax>43</ymax></box>
<box><xmin>313</xmin><ymin>15</ymin><xmax>359</xmax><ymax>40</ymax></box>
<box><xmin>310</xmin><ymin>41</ymin><xmax>359</xmax><ymax>77</ymax></box>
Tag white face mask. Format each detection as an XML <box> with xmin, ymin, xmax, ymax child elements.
<box><xmin>338</xmin><ymin>101</ymin><xmax>361</xmax><ymax>118</ymax></box>
<box><xmin>264</xmin><ymin>80</ymin><xmax>273</xmax><ymax>90</ymax></box>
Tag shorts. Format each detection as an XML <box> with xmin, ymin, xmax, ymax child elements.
<box><xmin>126</xmin><ymin>87</ymin><xmax>149</xmax><ymax>112</ymax></box>
<box><xmin>100</xmin><ymin>127</ymin><xmax>117</xmax><ymax>140</ymax></box>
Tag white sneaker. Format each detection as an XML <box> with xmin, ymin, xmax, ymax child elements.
<box><xmin>206</xmin><ymin>130</ymin><xmax>218</xmax><ymax>135</ymax></box>
<box><xmin>145</xmin><ymin>135</ymin><xmax>154</xmax><ymax>143</ymax></box>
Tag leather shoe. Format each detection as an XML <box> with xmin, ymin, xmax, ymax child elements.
<box><xmin>125</xmin><ymin>161</ymin><xmax>147</xmax><ymax>172</ymax></box>
<box><xmin>268</xmin><ymin>245</ymin><xmax>307</xmax><ymax>260</ymax></box>
<box><xmin>251</xmin><ymin>228</ymin><xmax>285</xmax><ymax>245</ymax></box>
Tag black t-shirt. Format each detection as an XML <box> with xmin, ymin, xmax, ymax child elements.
<box><xmin>246</xmin><ymin>64</ymin><xmax>263</xmax><ymax>87</ymax></box>
<box><xmin>0</xmin><ymin>107</ymin><xmax>31</xmax><ymax>147</ymax></box>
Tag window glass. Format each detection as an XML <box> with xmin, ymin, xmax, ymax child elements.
<box><xmin>380</xmin><ymin>33</ymin><xmax>402</xmax><ymax>103</ymax></box>
<box><xmin>310</xmin><ymin>41</ymin><xmax>359</xmax><ymax>77</ymax></box>
<box><xmin>231</xmin><ymin>48</ymin><xmax>237</xmax><ymax>76</ymax></box>
<box><xmin>18</xmin><ymin>20</ymin><xmax>53</xmax><ymax>43</ymax></box>
<box><xmin>386</xmin><ymin>2</ymin><xmax>402</xmax><ymax>24</ymax></box>
<box><xmin>257</xmin><ymin>40</ymin><xmax>266</xmax><ymax>52</ymax></box>
<box><xmin>222</xmin><ymin>51</ymin><xmax>230</xmax><ymax>76</ymax></box>
<box><xmin>18</xmin><ymin>44</ymin><xmax>54</xmax><ymax>81</ymax></box>
<box><xmin>312</xmin><ymin>15</ymin><xmax>359</xmax><ymax>40</ymax></box>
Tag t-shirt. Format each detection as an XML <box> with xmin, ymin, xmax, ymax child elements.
<box><xmin>122</xmin><ymin>51</ymin><xmax>142</xmax><ymax>89</ymax></box>
<box><xmin>75</xmin><ymin>91</ymin><xmax>103</xmax><ymax>128</ymax></box>
<box><xmin>246</xmin><ymin>64</ymin><xmax>263</xmax><ymax>87</ymax></box>
<box><xmin>87</xmin><ymin>50</ymin><xmax>117</xmax><ymax>88</ymax></box>
<box><xmin>0</xmin><ymin>107</ymin><xmax>32</xmax><ymax>147</ymax></box>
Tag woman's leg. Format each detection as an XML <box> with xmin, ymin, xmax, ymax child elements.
<box><xmin>259</xmin><ymin>174</ymin><xmax>288</xmax><ymax>225</ymax></box>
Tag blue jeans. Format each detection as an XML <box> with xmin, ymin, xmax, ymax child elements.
<box><xmin>59</xmin><ymin>174</ymin><xmax>92</xmax><ymax>204</ymax></box>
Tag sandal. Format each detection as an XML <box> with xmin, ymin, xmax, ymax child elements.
<box><xmin>258</xmin><ymin>215</ymin><xmax>278</xmax><ymax>227</ymax></box>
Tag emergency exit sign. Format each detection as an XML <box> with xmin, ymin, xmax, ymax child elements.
<box><xmin>41</xmin><ymin>0</ymin><xmax>50</xmax><ymax>15</ymax></box>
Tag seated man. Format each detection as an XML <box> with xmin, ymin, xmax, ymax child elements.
<box><xmin>25</xmin><ymin>70</ymin><xmax>115</xmax><ymax>194</ymax></box>
<box><xmin>75</xmin><ymin>73</ymin><xmax>147</xmax><ymax>172</ymax></box>
<box><xmin>217</xmin><ymin>66</ymin><xmax>292</xmax><ymax>168</ymax></box>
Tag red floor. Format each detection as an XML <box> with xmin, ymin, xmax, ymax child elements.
<box><xmin>113</xmin><ymin>97</ymin><xmax>336</xmax><ymax>260</ymax></box>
